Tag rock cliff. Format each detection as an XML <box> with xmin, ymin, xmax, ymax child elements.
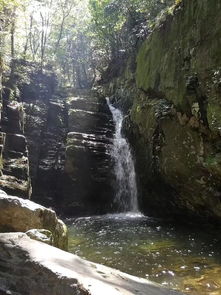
<box><xmin>0</xmin><ymin>61</ymin><xmax>115</xmax><ymax>216</ymax></box>
<box><xmin>102</xmin><ymin>0</ymin><xmax>221</xmax><ymax>222</ymax></box>
<box><xmin>0</xmin><ymin>90</ymin><xmax>31</xmax><ymax>198</ymax></box>
<box><xmin>63</xmin><ymin>91</ymin><xmax>115</xmax><ymax>216</ymax></box>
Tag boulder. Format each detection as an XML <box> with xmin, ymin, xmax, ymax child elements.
<box><xmin>0</xmin><ymin>190</ymin><xmax>68</xmax><ymax>250</ymax></box>
<box><xmin>0</xmin><ymin>232</ymin><xmax>183</xmax><ymax>295</ymax></box>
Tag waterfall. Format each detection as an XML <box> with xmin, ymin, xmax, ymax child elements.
<box><xmin>106</xmin><ymin>98</ymin><xmax>139</xmax><ymax>212</ymax></box>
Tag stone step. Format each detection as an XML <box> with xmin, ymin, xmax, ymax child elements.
<box><xmin>6</xmin><ymin>150</ymin><xmax>27</xmax><ymax>159</ymax></box>
<box><xmin>67</xmin><ymin>133</ymin><xmax>112</xmax><ymax>146</ymax></box>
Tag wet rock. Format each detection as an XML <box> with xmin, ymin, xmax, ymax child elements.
<box><xmin>0</xmin><ymin>190</ymin><xmax>68</xmax><ymax>250</ymax></box>
<box><xmin>0</xmin><ymin>232</ymin><xmax>183</xmax><ymax>295</ymax></box>
<box><xmin>103</xmin><ymin>0</ymin><xmax>221</xmax><ymax>222</ymax></box>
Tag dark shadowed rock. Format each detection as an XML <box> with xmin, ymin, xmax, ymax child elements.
<box><xmin>62</xmin><ymin>93</ymin><xmax>115</xmax><ymax>216</ymax></box>
<box><xmin>0</xmin><ymin>100</ymin><xmax>31</xmax><ymax>198</ymax></box>
<box><xmin>24</xmin><ymin>88</ymin><xmax>116</xmax><ymax>216</ymax></box>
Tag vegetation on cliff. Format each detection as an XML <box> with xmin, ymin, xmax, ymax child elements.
<box><xmin>102</xmin><ymin>0</ymin><xmax>221</xmax><ymax>223</ymax></box>
<box><xmin>0</xmin><ymin>0</ymin><xmax>178</xmax><ymax>91</ymax></box>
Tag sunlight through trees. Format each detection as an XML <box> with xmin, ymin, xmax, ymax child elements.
<box><xmin>0</xmin><ymin>0</ymin><xmax>176</xmax><ymax>88</ymax></box>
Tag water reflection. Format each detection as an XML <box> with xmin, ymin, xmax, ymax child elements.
<box><xmin>67</xmin><ymin>214</ymin><xmax>221</xmax><ymax>295</ymax></box>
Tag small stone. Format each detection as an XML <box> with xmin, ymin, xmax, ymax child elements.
<box><xmin>26</xmin><ymin>229</ymin><xmax>53</xmax><ymax>245</ymax></box>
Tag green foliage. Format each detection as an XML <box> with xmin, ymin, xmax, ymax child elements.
<box><xmin>0</xmin><ymin>0</ymin><xmax>20</xmax><ymax>11</ymax></box>
<box><xmin>89</xmin><ymin>0</ymin><xmax>174</xmax><ymax>62</ymax></box>
<box><xmin>0</xmin><ymin>0</ymin><xmax>177</xmax><ymax>89</ymax></box>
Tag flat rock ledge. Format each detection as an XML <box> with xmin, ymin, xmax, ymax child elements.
<box><xmin>0</xmin><ymin>233</ymin><xmax>184</xmax><ymax>295</ymax></box>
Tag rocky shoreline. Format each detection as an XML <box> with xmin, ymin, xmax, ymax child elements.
<box><xmin>0</xmin><ymin>189</ymin><xmax>185</xmax><ymax>295</ymax></box>
<box><xmin>0</xmin><ymin>231</ymin><xmax>184</xmax><ymax>295</ymax></box>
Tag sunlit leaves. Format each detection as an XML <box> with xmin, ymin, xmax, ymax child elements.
<box><xmin>0</xmin><ymin>0</ymin><xmax>21</xmax><ymax>11</ymax></box>
<box><xmin>89</xmin><ymin>0</ymin><xmax>174</xmax><ymax>61</ymax></box>
<box><xmin>0</xmin><ymin>0</ymin><xmax>176</xmax><ymax>87</ymax></box>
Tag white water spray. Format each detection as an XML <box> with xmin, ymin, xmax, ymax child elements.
<box><xmin>106</xmin><ymin>98</ymin><xmax>139</xmax><ymax>212</ymax></box>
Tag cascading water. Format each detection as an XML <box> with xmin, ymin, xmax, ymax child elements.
<box><xmin>106</xmin><ymin>97</ymin><xmax>139</xmax><ymax>212</ymax></box>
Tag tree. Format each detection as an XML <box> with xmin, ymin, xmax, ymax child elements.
<box><xmin>0</xmin><ymin>0</ymin><xmax>24</xmax><ymax>95</ymax></box>
<box><xmin>54</xmin><ymin>0</ymin><xmax>75</xmax><ymax>54</ymax></box>
<box><xmin>0</xmin><ymin>0</ymin><xmax>177</xmax><ymax>90</ymax></box>
<box><xmin>89</xmin><ymin>0</ymin><xmax>174</xmax><ymax>62</ymax></box>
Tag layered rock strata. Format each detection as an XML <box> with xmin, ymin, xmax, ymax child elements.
<box><xmin>0</xmin><ymin>100</ymin><xmax>31</xmax><ymax>198</ymax></box>
<box><xmin>23</xmin><ymin>86</ymin><xmax>115</xmax><ymax>216</ymax></box>
<box><xmin>24</xmin><ymin>95</ymin><xmax>68</xmax><ymax>209</ymax></box>
<box><xmin>0</xmin><ymin>62</ymin><xmax>115</xmax><ymax>216</ymax></box>
<box><xmin>62</xmin><ymin>91</ymin><xmax>115</xmax><ymax>216</ymax></box>
<box><xmin>0</xmin><ymin>63</ymin><xmax>59</xmax><ymax>200</ymax></box>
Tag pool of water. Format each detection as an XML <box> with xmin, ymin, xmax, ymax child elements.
<box><xmin>67</xmin><ymin>213</ymin><xmax>221</xmax><ymax>295</ymax></box>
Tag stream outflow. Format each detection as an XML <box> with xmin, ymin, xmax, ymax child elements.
<box><xmin>106</xmin><ymin>98</ymin><xmax>139</xmax><ymax>212</ymax></box>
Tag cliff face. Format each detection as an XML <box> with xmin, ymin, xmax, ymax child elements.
<box><xmin>0</xmin><ymin>61</ymin><xmax>62</xmax><ymax>203</ymax></box>
<box><xmin>21</xmin><ymin>66</ymin><xmax>68</xmax><ymax>210</ymax></box>
<box><xmin>104</xmin><ymin>0</ymin><xmax>221</xmax><ymax>221</ymax></box>
<box><xmin>0</xmin><ymin>62</ymin><xmax>32</xmax><ymax>198</ymax></box>
<box><xmin>0</xmin><ymin>61</ymin><xmax>115</xmax><ymax>216</ymax></box>
<box><xmin>63</xmin><ymin>91</ymin><xmax>115</xmax><ymax>216</ymax></box>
